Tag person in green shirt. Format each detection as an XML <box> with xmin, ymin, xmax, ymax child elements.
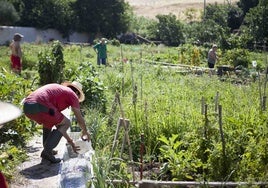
<box><xmin>93</xmin><ymin>38</ymin><xmax>107</xmax><ymax>66</ymax></box>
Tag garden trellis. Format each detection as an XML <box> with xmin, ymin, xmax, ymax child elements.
<box><xmin>109</xmin><ymin>92</ymin><xmax>135</xmax><ymax>181</ymax></box>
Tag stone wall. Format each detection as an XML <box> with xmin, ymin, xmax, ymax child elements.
<box><xmin>0</xmin><ymin>26</ymin><xmax>90</xmax><ymax>45</ymax></box>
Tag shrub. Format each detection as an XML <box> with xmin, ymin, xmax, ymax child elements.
<box><xmin>223</xmin><ymin>48</ymin><xmax>251</xmax><ymax>68</ymax></box>
<box><xmin>38</xmin><ymin>40</ymin><xmax>65</xmax><ymax>85</ymax></box>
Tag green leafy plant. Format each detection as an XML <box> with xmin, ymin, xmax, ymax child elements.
<box><xmin>223</xmin><ymin>48</ymin><xmax>251</xmax><ymax>68</ymax></box>
<box><xmin>158</xmin><ymin>134</ymin><xmax>203</xmax><ymax>181</ymax></box>
<box><xmin>68</xmin><ymin>61</ymin><xmax>107</xmax><ymax>113</ymax></box>
<box><xmin>38</xmin><ymin>40</ymin><xmax>65</xmax><ymax>85</ymax></box>
<box><xmin>0</xmin><ymin>71</ymin><xmax>38</xmax><ymax>182</ymax></box>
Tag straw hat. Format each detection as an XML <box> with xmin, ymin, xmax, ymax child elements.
<box><xmin>13</xmin><ymin>33</ymin><xmax>24</xmax><ymax>41</ymax></box>
<box><xmin>61</xmin><ymin>81</ymin><xmax>85</xmax><ymax>102</ymax></box>
<box><xmin>0</xmin><ymin>101</ymin><xmax>22</xmax><ymax>127</ymax></box>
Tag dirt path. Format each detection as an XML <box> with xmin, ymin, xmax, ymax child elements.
<box><xmin>9</xmin><ymin>133</ymin><xmax>66</xmax><ymax>188</ymax></box>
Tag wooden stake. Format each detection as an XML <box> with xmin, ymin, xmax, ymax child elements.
<box><xmin>110</xmin><ymin>92</ymin><xmax>135</xmax><ymax>181</ymax></box>
<box><xmin>201</xmin><ymin>96</ymin><xmax>205</xmax><ymax>115</ymax></box>
<box><xmin>215</xmin><ymin>91</ymin><xmax>219</xmax><ymax>114</ymax></box>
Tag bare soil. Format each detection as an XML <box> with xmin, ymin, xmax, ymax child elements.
<box><xmin>126</xmin><ymin>0</ymin><xmax>239</xmax><ymax>20</ymax></box>
<box><xmin>9</xmin><ymin>134</ymin><xmax>66</xmax><ymax>188</ymax></box>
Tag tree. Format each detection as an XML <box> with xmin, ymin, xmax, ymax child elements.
<box><xmin>50</xmin><ymin>0</ymin><xmax>75</xmax><ymax>37</ymax></box>
<box><xmin>99</xmin><ymin>0</ymin><xmax>131</xmax><ymax>37</ymax></box>
<box><xmin>227</xmin><ymin>6</ymin><xmax>243</xmax><ymax>30</ymax></box>
<box><xmin>7</xmin><ymin>0</ymin><xmax>24</xmax><ymax>18</ymax></box>
<box><xmin>148</xmin><ymin>14</ymin><xmax>184</xmax><ymax>46</ymax></box>
<box><xmin>237</xmin><ymin>0</ymin><xmax>259</xmax><ymax>16</ymax></box>
<box><xmin>72</xmin><ymin>0</ymin><xmax>131</xmax><ymax>38</ymax></box>
<box><xmin>242</xmin><ymin>0</ymin><xmax>268</xmax><ymax>42</ymax></box>
<box><xmin>184</xmin><ymin>20</ymin><xmax>221</xmax><ymax>45</ymax></box>
<box><xmin>0</xmin><ymin>0</ymin><xmax>19</xmax><ymax>25</ymax></box>
<box><xmin>204</xmin><ymin>4</ymin><xmax>228</xmax><ymax>28</ymax></box>
<box><xmin>17</xmin><ymin>0</ymin><xmax>74</xmax><ymax>37</ymax></box>
<box><xmin>7</xmin><ymin>0</ymin><xmax>132</xmax><ymax>39</ymax></box>
<box><xmin>204</xmin><ymin>3</ymin><xmax>244</xmax><ymax>31</ymax></box>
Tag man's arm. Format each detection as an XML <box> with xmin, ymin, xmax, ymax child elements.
<box><xmin>57</xmin><ymin>116</ymin><xmax>80</xmax><ymax>153</ymax></box>
<box><xmin>17</xmin><ymin>43</ymin><xmax>22</xmax><ymax>58</ymax></box>
<box><xmin>72</xmin><ymin>107</ymin><xmax>91</xmax><ymax>141</ymax></box>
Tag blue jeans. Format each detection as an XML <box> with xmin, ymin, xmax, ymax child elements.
<box><xmin>97</xmin><ymin>57</ymin><xmax>106</xmax><ymax>65</ymax></box>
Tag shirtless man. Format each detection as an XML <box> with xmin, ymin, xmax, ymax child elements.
<box><xmin>10</xmin><ymin>33</ymin><xmax>23</xmax><ymax>74</ymax></box>
<box><xmin>207</xmin><ymin>44</ymin><xmax>218</xmax><ymax>69</ymax></box>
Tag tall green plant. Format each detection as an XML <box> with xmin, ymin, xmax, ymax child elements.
<box><xmin>73</xmin><ymin>62</ymin><xmax>107</xmax><ymax>113</ymax></box>
<box><xmin>38</xmin><ymin>40</ymin><xmax>65</xmax><ymax>85</ymax></box>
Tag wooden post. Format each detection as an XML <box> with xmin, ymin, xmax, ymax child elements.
<box><xmin>215</xmin><ymin>91</ymin><xmax>219</xmax><ymax>114</ymax></box>
<box><xmin>262</xmin><ymin>96</ymin><xmax>266</xmax><ymax>111</ymax></box>
<box><xmin>204</xmin><ymin>104</ymin><xmax>208</xmax><ymax>139</ymax></box>
<box><xmin>139</xmin><ymin>181</ymin><xmax>161</xmax><ymax>188</ymax></box>
<box><xmin>140</xmin><ymin>74</ymin><xmax>143</xmax><ymax>101</ymax></box>
<box><xmin>201</xmin><ymin>96</ymin><xmax>205</xmax><ymax>115</ymax></box>
<box><xmin>112</xmin><ymin>92</ymin><xmax>135</xmax><ymax>181</ymax></box>
<box><xmin>121</xmin><ymin>45</ymin><xmax>125</xmax><ymax>96</ymax></box>
<box><xmin>111</xmin><ymin>118</ymin><xmax>122</xmax><ymax>158</ymax></box>
<box><xmin>140</xmin><ymin>50</ymin><xmax>142</xmax><ymax>64</ymax></box>
<box><xmin>120</xmin><ymin>118</ymin><xmax>130</xmax><ymax>157</ymax></box>
<box><xmin>258</xmin><ymin>71</ymin><xmax>263</xmax><ymax>111</ymax></box>
<box><xmin>107</xmin><ymin>93</ymin><xmax>118</xmax><ymax>126</ymax></box>
<box><xmin>218</xmin><ymin>105</ymin><xmax>225</xmax><ymax>157</ymax></box>
<box><xmin>140</xmin><ymin>133</ymin><xmax>145</xmax><ymax>180</ymax></box>
<box><xmin>218</xmin><ymin>105</ymin><xmax>227</xmax><ymax>177</ymax></box>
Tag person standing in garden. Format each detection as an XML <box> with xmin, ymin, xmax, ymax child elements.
<box><xmin>207</xmin><ymin>44</ymin><xmax>219</xmax><ymax>76</ymax></box>
<box><xmin>93</xmin><ymin>38</ymin><xmax>108</xmax><ymax>66</ymax></box>
<box><xmin>10</xmin><ymin>33</ymin><xmax>24</xmax><ymax>74</ymax></box>
<box><xmin>207</xmin><ymin>44</ymin><xmax>218</xmax><ymax>69</ymax></box>
<box><xmin>23</xmin><ymin>81</ymin><xmax>91</xmax><ymax>163</ymax></box>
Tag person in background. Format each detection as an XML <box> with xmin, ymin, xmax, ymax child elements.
<box><xmin>10</xmin><ymin>33</ymin><xmax>24</xmax><ymax>74</ymax></box>
<box><xmin>23</xmin><ymin>81</ymin><xmax>91</xmax><ymax>163</ymax></box>
<box><xmin>207</xmin><ymin>44</ymin><xmax>218</xmax><ymax>69</ymax></box>
<box><xmin>207</xmin><ymin>44</ymin><xmax>219</xmax><ymax>76</ymax></box>
<box><xmin>93</xmin><ymin>38</ymin><xmax>108</xmax><ymax>66</ymax></box>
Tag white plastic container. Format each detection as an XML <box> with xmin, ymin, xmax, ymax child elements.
<box><xmin>74</xmin><ymin>140</ymin><xmax>93</xmax><ymax>155</ymax></box>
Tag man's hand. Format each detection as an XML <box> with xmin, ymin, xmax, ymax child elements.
<box><xmin>68</xmin><ymin>140</ymin><xmax>80</xmax><ymax>153</ymax></box>
<box><xmin>81</xmin><ymin>130</ymin><xmax>91</xmax><ymax>142</ymax></box>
